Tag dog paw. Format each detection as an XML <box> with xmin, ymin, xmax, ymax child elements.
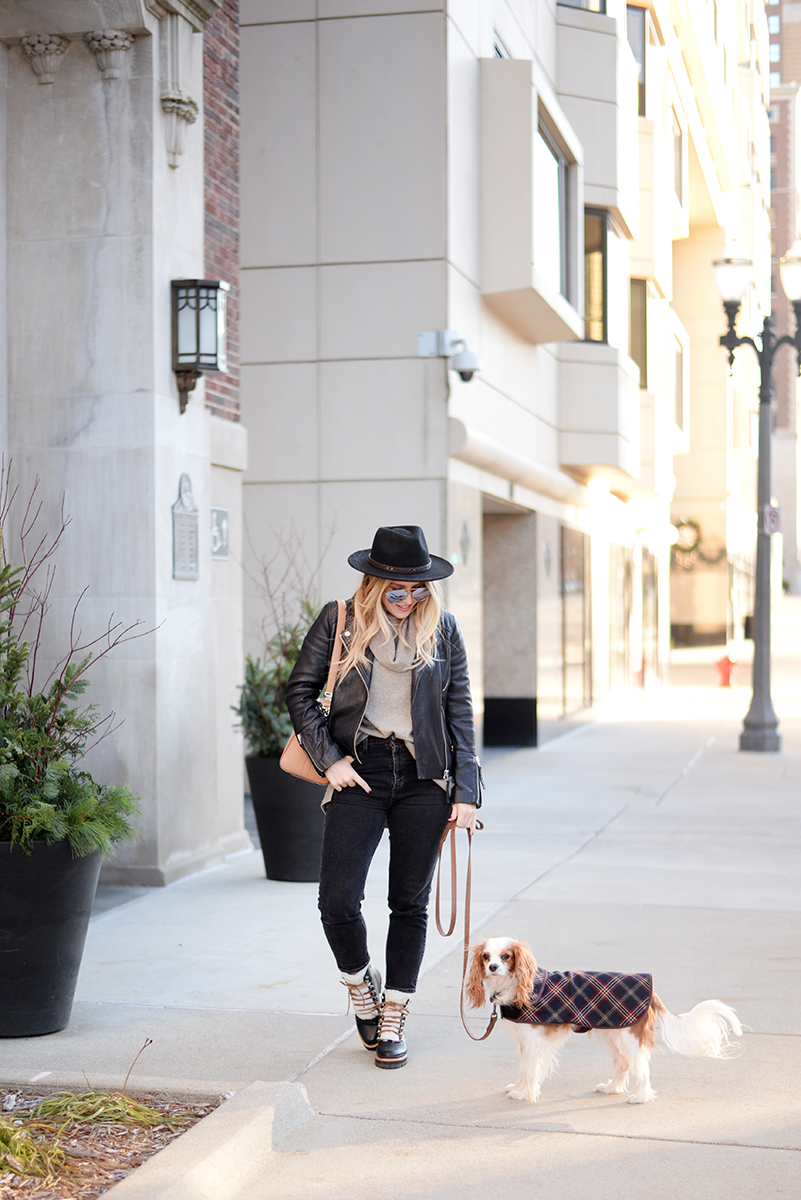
<box><xmin>596</xmin><ymin>1081</ymin><xmax>625</xmax><ymax>1095</ymax></box>
<box><xmin>627</xmin><ymin>1094</ymin><xmax>653</xmax><ymax>1105</ymax></box>
<box><xmin>507</xmin><ymin>1088</ymin><xmax>538</xmax><ymax>1103</ymax></box>
<box><xmin>505</xmin><ymin>1083</ymin><xmax>518</xmax><ymax>1094</ymax></box>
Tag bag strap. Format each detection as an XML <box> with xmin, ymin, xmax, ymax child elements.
<box><xmin>435</xmin><ymin>819</ymin><xmax>498</xmax><ymax>1042</ymax></box>
<box><xmin>320</xmin><ymin>600</ymin><xmax>346</xmax><ymax>713</ymax></box>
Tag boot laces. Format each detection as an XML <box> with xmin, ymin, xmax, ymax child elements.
<box><xmin>378</xmin><ymin>998</ymin><xmax>408</xmax><ymax>1043</ymax></box>
<box><xmin>342</xmin><ymin>974</ymin><xmax>380</xmax><ymax>1020</ymax></box>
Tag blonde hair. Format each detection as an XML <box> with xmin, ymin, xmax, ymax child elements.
<box><xmin>338</xmin><ymin>575</ymin><xmax>444</xmax><ymax>679</ymax></box>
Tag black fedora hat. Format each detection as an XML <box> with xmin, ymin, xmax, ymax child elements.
<box><xmin>348</xmin><ymin>526</ymin><xmax>454</xmax><ymax>582</ymax></box>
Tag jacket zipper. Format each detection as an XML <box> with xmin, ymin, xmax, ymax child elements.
<box><xmin>351</xmin><ymin>646</ymin><xmax>371</xmax><ymax>763</ymax></box>
<box><xmin>352</xmin><ymin>689</ymin><xmax>369</xmax><ymax>763</ymax></box>
<box><xmin>440</xmin><ymin>709</ymin><xmax>452</xmax><ymax>794</ymax></box>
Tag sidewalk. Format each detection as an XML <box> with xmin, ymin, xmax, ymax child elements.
<box><xmin>2</xmin><ymin>600</ymin><xmax>801</xmax><ymax>1198</ymax></box>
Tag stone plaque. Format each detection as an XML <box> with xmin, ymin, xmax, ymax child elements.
<box><xmin>172</xmin><ymin>473</ymin><xmax>199</xmax><ymax>580</ymax></box>
<box><xmin>210</xmin><ymin>507</ymin><xmax>230</xmax><ymax>560</ymax></box>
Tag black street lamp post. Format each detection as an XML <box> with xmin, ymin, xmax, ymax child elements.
<box><xmin>713</xmin><ymin>244</ymin><xmax>801</xmax><ymax>752</ymax></box>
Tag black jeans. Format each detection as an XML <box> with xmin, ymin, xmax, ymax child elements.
<box><xmin>318</xmin><ymin>736</ymin><xmax>452</xmax><ymax>994</ymax></box>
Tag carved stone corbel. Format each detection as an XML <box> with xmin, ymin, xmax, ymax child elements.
<box><xmin>21</xmin><ymin>35</ymin><xmax>69</xmax><ymax>84</ymax></box>
<box><xmin>161</xmin><ymin>90</ymin><xmax>199</xmax><ymax>168</ymax></box>
<box><xmin>85</xmin><ymin>30</ymin><xmax>135</xmax><ymax>80</ymax></box>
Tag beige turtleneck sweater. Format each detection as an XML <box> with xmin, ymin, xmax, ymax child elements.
<box><xmin>359</xmin><ymin>615</ymin><xmax>416</xmax><ymax>748</ymax></box>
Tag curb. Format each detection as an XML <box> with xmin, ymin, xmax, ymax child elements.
<box><xmin>0</xmin><ymin>1074</ymin><xmax>247</xmax><ymax>1104</ymax></box>
<box><xmin>104</xmin><ymin>1081</ymin><xmax>313</xmax><ymax>1200</ymax></box>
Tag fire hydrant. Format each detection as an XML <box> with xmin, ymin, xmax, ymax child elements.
<box><xmin>716</xmin><ymin>656</ymin><xmax>736</xmax><ymax>687</ymax></box>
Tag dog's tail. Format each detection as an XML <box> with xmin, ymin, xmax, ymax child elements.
<box><xmin>654</xmin><ymin>999</ymin><xmax>743</xmax><ymax>1059</ymax></box>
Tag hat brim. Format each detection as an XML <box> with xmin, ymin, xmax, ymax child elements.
<box><xmin>348</xmin><ymin>549</ymin><xmax>454</xmax><ymax>581</ymax></box>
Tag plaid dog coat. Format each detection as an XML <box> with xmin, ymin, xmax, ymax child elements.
<box><xmin>499</xmin><ymin>969</ymin><xmax>653</xmax><ymax>1032</ymax></box>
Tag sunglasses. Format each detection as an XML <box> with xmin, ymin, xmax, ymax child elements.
<box><xmin>384</xmin><ymin>586</ymin><xmax>431</xmax><ymax>604</ymax></box>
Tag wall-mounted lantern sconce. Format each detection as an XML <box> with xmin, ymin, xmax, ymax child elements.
<box><xmin>171</xmin><ymin>279</ymin><xmax>230</xmax><ymax>413</ymax></box>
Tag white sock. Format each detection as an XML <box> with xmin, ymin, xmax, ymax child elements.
<box><xmin>340</xmin><ymin>964</ymin><xmax>370</xmax><ymax>985</ymax></box>
<box><xmin>384</xmin><ymin>988</ymin><xmax>411</xmax><ymax>1005</ymax></box>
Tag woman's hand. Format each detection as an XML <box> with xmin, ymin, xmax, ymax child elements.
<box><xmin>449</xmin><ymin>802</ymin><xmax>477</xmax><ymax>831</ymax></box>
<box><xmin>325</xmin><ymin>756</ymin><xmax>371</xmax><ymax>794</ymax></box>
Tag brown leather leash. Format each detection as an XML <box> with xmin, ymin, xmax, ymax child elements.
<box><xmin>435</xmin><ymin>819</ymin><xmax>499</xmax><ymax>1042</ymax></box>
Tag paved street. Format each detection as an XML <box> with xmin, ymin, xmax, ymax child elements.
<box><xmin>2</xmin><ymin>599</ymin><xmax>801</xmax><ymax>1198</ymax></box>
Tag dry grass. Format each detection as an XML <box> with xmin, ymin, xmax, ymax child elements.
<box><xmin>0</xmin><ymin>1089</ymin><xmax>218</xmax><ymax>1199</ymax></box>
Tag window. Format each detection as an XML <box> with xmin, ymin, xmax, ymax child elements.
<box><xmin>770</xmin><ymin>44</ymin><xmax>781</xmax><ymax>63</ymax></box>
<box><xmin>768</xmin><ymin>15</ymin><xmax>780</xmax><ymax>33</ymax></box>
<box><xmin>561</xmin><ymin>526</ymin><xmax>591</xmax><ymax>713</ymax></box>
<box><xmin>629</xmin><ymin>279</ymin><xmax>647</xmax><ymax>388</ymax></box>
<box><xmin>535</xmin><ymin>125</ymin><xmax>570</xmax><ymax>300</ymax></box>
<box><xmin>493</xmin><ymin>32</ymin><xmax>510</xmax><ymax>58</ymax></box>
<box><xmin>558</xmin><ymin>0</ymin><xmax>605</xmax><ymax>11</ymax></box>
<box><xmin>584</xmin><ymin>209</ymin><xmax>607</xmax><ymax>342</ymax></box>
<box><xmin>673</xmin><ymin>110</ymin><xmax>683</xmax><ymax>205</ymax></box>
<box><xmin>674</xmin><ymin>339</ymin><xmax>685</xmax><ymax>431</ymax></box>
<box><xmin>627</xmin><ymin>6</ymin><xmax>646</xmax><ymax>117</ymax></box>
<box><xmin>770</xmin><ymin>72</ymin><xmax>781</xmax><ymax>88</ymax></box>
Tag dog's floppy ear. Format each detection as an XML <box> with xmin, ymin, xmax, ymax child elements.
<box><xmin>465</xmin><ymin>942</ymin><xmax>488</xmax><ymax>1009</ymax></box>
<box><xmin>511</xmin><ymin>940</ymin><xmax>537</xmax><ymax>1008</ymax></box>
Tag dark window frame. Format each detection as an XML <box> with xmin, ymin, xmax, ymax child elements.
<box><xmin>558</xmin><ymin>0</ymin><xmax>606</xmax><ymax>12</ymax></box>
<box><xmin>674</xmin><ymin>338</ymin><xmax>685</xmax><ymax>432</ymax></box>
<box><xmin>673</xmin><ymin>109</ymin><xmax>683</xmax><ymax>205</ymax></box>
<box><xmin>538</xmin><ymin>121</ymin><xmax>571</xmax><ymax>303</ymax></box>
<box><xmin>560</xmin><ymin>525</ymin><xmax>592</xmax><ymax>714</ymax></box>
<box><xmin>630</xmin><ymin>278</ymin><xmax>647</xmax><ymax>389</ymax></box>
<box><xmin>583</xmin><ymin>207</ymin><xmax>608</xmax><ymax>343</ymax></box>
<box><xmin>493</xmin><ymin>30</ymin><xmax>510</xmax><ymax>58</ymax></box>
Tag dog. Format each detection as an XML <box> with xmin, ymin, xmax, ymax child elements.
<box><xmin>466</xmin><ymin>937</ymin><xmax>743</xmax><ymax>1105</ymax></box>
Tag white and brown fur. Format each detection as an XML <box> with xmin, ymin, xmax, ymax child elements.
<box><xmin>467</xmin><ymin>938</ymin><xmax>743</xmax><ymax>1105</ymax></box>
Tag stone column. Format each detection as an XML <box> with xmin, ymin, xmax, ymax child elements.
<box><xmin>2</xmin><ymin>0</ymin><xmax>248</xmax><ymax>884</ymax></box>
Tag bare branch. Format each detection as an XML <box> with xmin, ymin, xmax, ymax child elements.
<box><xmin>243</xmin><ymin>518</ymin><xmax>337</xmax><ymax>657</ymax></box>
<box><xmin>75</xmin><ymin>710</ymin><xmax>126</xmax><ymax>762</ymax></box>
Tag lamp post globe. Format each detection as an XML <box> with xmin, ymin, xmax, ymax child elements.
<box><xmin>712</xmin><ymin>245</ymin><xmax>753</xmax><ymax>304</ymax></box>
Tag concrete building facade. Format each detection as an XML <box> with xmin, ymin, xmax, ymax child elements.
<box><xmin>0</xmin><ymin>0</ymin><xmax>249</xmax><ymax>884</ymax></box>
<box><xmin>667</xmin><ymin>0</ymin><xmax>771</xmax><ymax>644</ymax></box>
<box><xmin>0</xmin><ymin>0</ymin><xmax>772</xmax><ymax>885</ymax></box>
<box><xmin>239</xmin><ymin>0</ymin><xmax>771</xmax><ymax>739</ymax></box>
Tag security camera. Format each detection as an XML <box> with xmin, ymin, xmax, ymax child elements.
<box><xmin>451</xmin><ymin>348</ymin><xmax>481</xmax><ymax>383</ymax></box>
<box><xmin>417</xmin><ymin>330</ymin><xmax>481</xmax><ymax>381</ymax></box>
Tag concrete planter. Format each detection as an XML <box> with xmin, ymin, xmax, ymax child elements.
<box><xmin>245</xmin><ymin>756</ymin><xmax>325</xmax><ymax>882</ymax></box>
<box><xmin>0</xmin><ymin>840</ymin><xmax>101</xmax><ymax>1037</ymax></box>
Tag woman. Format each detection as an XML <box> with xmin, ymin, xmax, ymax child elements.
<box><xmin>286</xmin><ymin>525</ymin><xmax>481</xmax><ymax>1070</ymax></box>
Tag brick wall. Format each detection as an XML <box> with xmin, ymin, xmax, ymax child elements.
<box><xmin>204</xmin><ymin>0</ymin><xmax>240</xmax><ymax>421</ymax></box>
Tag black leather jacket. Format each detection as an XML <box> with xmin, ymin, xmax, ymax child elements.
<box><xmin>285</xmin><ymin>600</ymin><xmax>482</xmax><ymax>807</ymax></box>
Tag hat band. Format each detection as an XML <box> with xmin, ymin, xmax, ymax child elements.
<box><xmin>367</xmin><ymin>555</ymin><xmax>432</xmax><ymax>575</ymax></box>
